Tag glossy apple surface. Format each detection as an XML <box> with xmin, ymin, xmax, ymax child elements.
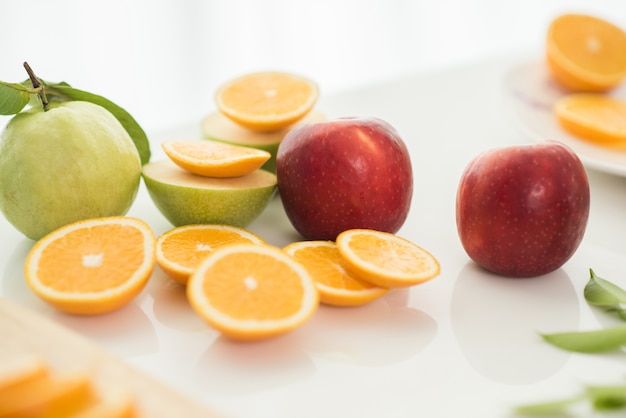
<box><xmin>456</xmin><ymin>141</ymin><xmax>590</xmax><ymax>277</ymax></box>
<box><xmin>276</xmin><ymin>117</ymin><xmax>413</xmax><ymax>240</ymax></box>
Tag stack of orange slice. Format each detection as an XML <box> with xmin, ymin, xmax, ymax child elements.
<box><xmin>202</xmin><ymin>71</ymin><xmax>324</xmax><ymax>172</ymax></box>
<box><xmin>547</xmin><ymin>13</ymin><xmax>626</xmax><ymax>147</ymax></box>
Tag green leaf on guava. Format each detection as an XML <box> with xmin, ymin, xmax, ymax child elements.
<box><xmin>41</xmin><ymin>82</ymin><xmax>151</xmax><ymax>165</ymax></box>
<box><xmin>19</xmin><ymin>78</ymin><xmax>151</xmax><ymax>165</ymax></box>
<box><xmin>0</xmin><ymin>81</ymin><xmax>31</xmax><ymax>115</ymax></box>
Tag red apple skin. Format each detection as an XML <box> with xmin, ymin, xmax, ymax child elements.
<box><xmin>276</xmin><ymin>117</ymin><xmax>413</xmax><ymax>240</ymax></box>
<box><xmin>456</xmin><ymin>141</ymin><xmax>590</xmax><ymax>278</ymax></box>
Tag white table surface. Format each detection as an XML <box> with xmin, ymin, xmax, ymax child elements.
<box><xmin>2</xmin><ymin>53</ymin><xmax>626</xmax><ymax>418</ymax></box>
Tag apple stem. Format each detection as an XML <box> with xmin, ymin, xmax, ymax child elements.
<box><xmin>23</xmin><ymin>61</ymin><xmax>49</xmax><ymax>111</ymax></box>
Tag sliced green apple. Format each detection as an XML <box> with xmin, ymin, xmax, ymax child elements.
<box><xmin>142</xmin><ymin>160</ymin><xmax>277</xmax><ymax>227</ymax></box>
<box><xmin>201</xmin><ymin>110</ymin><xmax>325</xmax><ymax>173</ymax></box>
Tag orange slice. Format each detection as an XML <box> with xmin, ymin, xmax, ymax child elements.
<box><xmin>214</xmin><ymin>71</ymin><xmax>319</xmax><ymax>132</ymax></box>
<box><xmin>0</xmin><ymin>371</ymin><xmax>94</xmax><ymax>417</ymax></box>
<box><xmin>546</xmin><ymin>13</ymin><xmax>626</xmax><ymax>91</ymax></box>
<box><xmin>283</xmin><ymin>240</ymin><xmax>388</xmax><ymax>306</ymax></box>
<box><xmin>554</xmin><ymin>93</ymin><xmax>626</xmax><ymax>146</ymax></box>
<box><xmin>24</xmin><ymin>216</ymin><xmax>156</xmax><ymax>315</ymax></box>
<box><xmin>156</xmin><ymin>224</ymin><xmax>265</xmax><ymax>285</ymax></box>
<box><xmin>69</xmin><ymin>389</ymin><xmax>136</xmax><ymax>418</ymax></box>
<box><xmin>335</xmin><ymin>229</ymin><xmax>440</xmax><ymax>288</ymax></box>
<box><xmin>161</xmin><ymin>140</ymin><xmax>271</xmax><ymax>178</ymax></box>
<box><xmin>187</xmin><ymin>243</ymin><xmax>319</xmax><ymax>341</ymax></box>
<box><xmin>0</xmin><ymin>356</ymin><xmax>48</xmax><ymax>392</ymax></box>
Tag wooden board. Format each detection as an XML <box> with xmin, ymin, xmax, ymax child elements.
<box><xmin>0</xmin><ymin>297</ymin><xmax>224</xmax><ymax>417</ymax></box>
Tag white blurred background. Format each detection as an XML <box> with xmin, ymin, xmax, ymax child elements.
<box><xmin>1</xmin><ymin>0</ymin><xmax>625</xmax><ymax>133</ymax></box>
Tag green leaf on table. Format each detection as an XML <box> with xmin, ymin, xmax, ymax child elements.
<box><xmin>42</xmin><ymin>81</ymin><xmax>151</xmax><ymax>165</ymax></box>
<box><xmin>0</xmin><ymin>81</ymin><xmax>31</xmax><ymax>115</ymax></box>
<box><xmin>541</xmin><ymin>324</ymin><xmax>626</xmax><ymax>353</ymax></box>
<box><xmin>584</xmin><ymin>269</ymin><xmax>626</xmax><ymax>307</ymax></box>
<box><xmin>586</xmin><ymin>384</ymin><xmax>626</xmax><ymax>411</ymax></box>
<box><xmin>514</xmin><ymin>394</ymin><xmax>583</xmax><ymax>416</ymax></box>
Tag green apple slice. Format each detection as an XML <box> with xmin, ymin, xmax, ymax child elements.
<box><xmin>142</xmin><ymin>160</ymin><xmax>277</xmax><ymax>228</ymax></box>
<box><xmin>201</xmin><ymin>110</ymin><xmax>325</xmax><ymax>173</ymax></box>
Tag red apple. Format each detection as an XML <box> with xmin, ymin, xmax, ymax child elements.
<box><xmin>456</xmin><ymin>141</ymin><xmax>590</xmax><ymax>277</ymax></box>
<box><xmin>276</xmin><ymin>117</ymin><xmax>413</xmax><ymax>240</ymax></box>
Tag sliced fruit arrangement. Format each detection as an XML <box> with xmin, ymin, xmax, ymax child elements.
<box><xmin>154</xmin><ymin>222</ymin><xmax>439</xmax><ymax>340</ymax></box>
<box><xmin>143</xmin><ymin>135</ymin><xmax>278</xmax><ymax>228</ymax></box>
<box><xmin>142</xmin><ymin>159</ymin><xmax>277</xmax><ymax>228</ymax></box>
<box><xmin>201</xmin><ymin>110</ymin><xmax>325</xmax><ymax>173</ymax></box>
<box><xmin>283</xmin><ymin>240</ymin><xmax>388</xmax><ymax>307</ymax></box>
<box><xmin>546</xmin><ymin>14</ymin><xmax>626</xmax><ymax>148</ymax></box>
<box><xmin>24</xmin><ymin>216</ymin><xmax>156</xmax><ymax>315</ymax></box>
<box><xmin>203</xmin><ymin>71</ymin><xmax>324</xmax><ymax>172</ymax></box>
<box><xmin>156</xmin><ymin>224</ymin><xmax>265</xmax><ymax>285</ymax></box>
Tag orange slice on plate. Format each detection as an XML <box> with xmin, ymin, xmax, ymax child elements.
<box><xmin>186</xmin><ymin>243</ymin><xmax>319</xmax><ymax>341</ymax></box>
<box><xmin>283</xmin><ymin>240</ymin><xmax>388</xmax><ymax>306</ymax></box>
<box><xmin>546</xmin><ymin>13</ymin><xmax>626</xmax><ymax>91</ymax></box>
<box><xmin>156</xmin><ymin>224</ymin><xmax>265</xmax><ymax>285</ymax></box>
<box><xmin>214</xmin><ymin>71</ymin><xmax>319</xmax><ymax>132</ymax></box>
<box><xmin>161</xmin><ymin>140</ymin><xmax>271</xmax><ymax>178</ymax></box>
<box><xmin>554</xmin><ymin>93</ymin><xmax>626</xmax><ymax>146</ymax></box>
<box><xmin>24</xmin><ymin>216</ymin><xmax>156</xmax><ymax>315</ymax></box>
<box><xmin>335</xmin><ymin>229</ymin><xmax>440</xmax><ymax>288</ymax></box>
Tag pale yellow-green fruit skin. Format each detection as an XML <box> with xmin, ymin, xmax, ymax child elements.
<box><xmin>142</xmin><ymin>159</ymin><xmax>277</xmax><ymax>227</ymax></box>
<box><xmin>0</xmin><ymin>101</ymin><xmax>142</xmax><ymax>240</ymax></box>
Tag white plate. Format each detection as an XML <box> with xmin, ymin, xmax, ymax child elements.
<box><xmin>502</xmin><ymin>60</ymin><xmax>626</xmax><ymax>177</ymax></box>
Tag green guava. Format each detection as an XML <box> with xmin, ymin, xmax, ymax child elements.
<box><xmin>0</xmin><ymin>101</ymin><xmax>142</xmax><ymax>240</ymax></box>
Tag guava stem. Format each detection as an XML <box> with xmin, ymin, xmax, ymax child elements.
<box><xmin>23</xmin><ymin>61</ymin><xmax>49</xmax><ymax>111</ymax></box>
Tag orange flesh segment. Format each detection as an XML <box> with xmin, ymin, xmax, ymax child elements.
<box><xmin>555</xmin><ymin>94</ymin><xmax>626</xmax><ymax>146</ymax></box>
<box><xmin>215</xmin><ymin>71</ymin><xmax>319</xmax><ymax>132</ymax></box>
<box><xmin>161</xmin><ymin>140</ymin><xmax>271</xmax><ymax>178</ymax></box>
<box><xmin>284</xmin><ymin>241</ymin><xmax>387</xmax><ymax>306</ymax></box>
<box><xmin>156</xmin><ymin>225</ymin><xmax>265</xmax><ymax>285</ymax></box>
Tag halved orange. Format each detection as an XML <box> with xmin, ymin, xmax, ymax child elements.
<box><xmin>0</xmin><ymin>371</ymin><xmax>94</xmax><ymax>417</ymax></box>
<box><xmin>186</xmin><ymin>243</ymin><xmax>319</xmax><ymax>341</ymax></box>
<box><xmin>161</xmin><ymin>140</ymin><xmax>271</xmax><ymax>178</ymax></box>
<box><xmin>335</xmin><ymin>229</ymin><xmax>440</xmax><ymax>288</ymax></box>
<box><xmin>283</xmin><ymin>240</ymin><xmax>388</xmax><ymax>307</ymax></box>
<box><xmin>554</xmin><ymin>93</ymin><xmax>626</xmax><ymax>146</ymax></box>
<box><xmin>24</xmin><ymin>217</ymin><xmax>156</xmax><ymax>315</ymax></box>
<box><xmin>156</xmin><ymin>224</ymin><xmax>265</xmax><ymax>285</ymax></box>
<box><xmin>546</xmin><ymin>13</ymin><xmax>626</xmax><ymax>91</ymax></box>
<box><xmin>214</xmin><ymin>71</ymin><xmax>319</xmax><ymax>132</ymax></box>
